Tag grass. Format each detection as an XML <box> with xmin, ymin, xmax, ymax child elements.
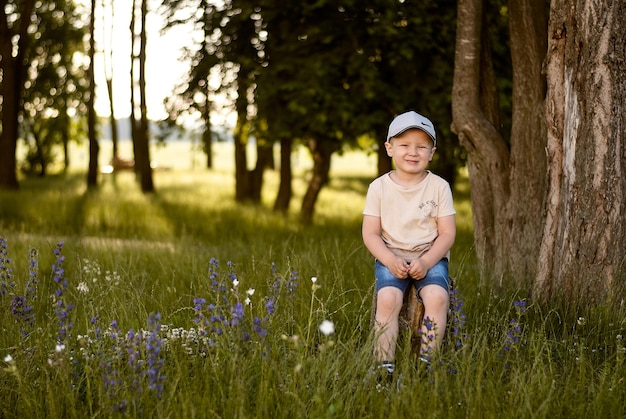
<box><xmin>0</xmin><ymin>143</ymin><xmax>625</xmax><ymax>418</ymax></box>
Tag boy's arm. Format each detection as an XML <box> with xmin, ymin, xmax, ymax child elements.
<box><xmin>408</xmin><ymin>214</ymin><xmax>456</xmax><ymax>279</ymax></box>
<box><xmin>362</xmin><ymin>214</ymin><xmax>409</xmax><ymax>279</ymax></box>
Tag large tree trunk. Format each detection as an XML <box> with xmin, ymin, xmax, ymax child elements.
<box><xmin>535</xmin><ymin>0</ymin><xmax>626</xmax><ymax>303</ymax></box>
<box><xmin>452</xmin><ymin>0</ymin><xmax>547</xmax><ymax>285</ymax></box>
<box><xmin>451</xmin><ymin>0</ymin><xmax>511</xmax><ymax>277</ymax></box>
<box><xmin>273</xmin><ymin>137</ymin><xmax>293</xmax><ymax>213</ymax></box>
<box><xmin>0</xmin><ymin>0</ymin><xmax>36</xmax><ymax>190</ymax></box>
<box><xmin>504</xmin><ymin>0</ymin><xmax>548</xmax><ymax>284</ymax></box>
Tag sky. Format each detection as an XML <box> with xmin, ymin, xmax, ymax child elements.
<box><xmin>92</xmin><ymin>0</ymin><xmax>196</xmax><ymax>122</ymax></box>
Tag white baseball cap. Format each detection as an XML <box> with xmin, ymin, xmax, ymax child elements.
<box><xmin>386</xmin><ymin>111</ymin><xmax>436</xmax><ymax>146</ymax></box>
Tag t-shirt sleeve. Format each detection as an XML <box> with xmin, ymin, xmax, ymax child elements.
<box><xmin>363</xmin><ymin>179</ymin><xmax>381</xmax><ymax>217</ymax></box>
<box><xmin>437</xmin><ymin>180</ymin><xmax>456</xmax><ymax>217</ymax></box>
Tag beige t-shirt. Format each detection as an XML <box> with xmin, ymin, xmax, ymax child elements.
<box><xmin>363</xmin><ymin>171</ymin><xmax>456</xmax><ymax>261</ymax></box>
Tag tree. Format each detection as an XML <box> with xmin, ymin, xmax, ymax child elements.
<box><xmin>452</xmin><ymin>0</ymin><xmax>626</xmax><ymax>302</ymax></box>
<box><xmin>253</xmin><ymin>0</ymin><xmax>460</xmax><ymax>223</ymax></box>
<box><xmin>160</xmin><ymin>0</ymin><xmax>222</xmax><ymax>170</ymax></box>
<box><xmin>0</xmin><ymin>0</ymin><xmax>36</xmax><ymax>189</ymax></box>
<box><xmin>18</xmin><ymin>0</ymin><xmax>89</xmax><ymax>176</ymax></box>
<box><xmin>101</xmin><ymin>0</ymin><xmax>121</xmax><ymax>163</ymax></box>
<box><xmin>87</xmin><ymin>0</ymin><xmax>100</xmax><ymax>187</ymax></box>
<box><xmin>535</xmin><ymin>0</ymin><xmax>626</xmax><ymax>302</ymax></box>
<box><xmin>130</xmin><ymin>0</ymin><xmax>154</xmax><ymax>192</ymax></box>
<box><xmin>1</xmin><ymin>1</ymin><xmax>89</xmax><ymax>186</ymax></box>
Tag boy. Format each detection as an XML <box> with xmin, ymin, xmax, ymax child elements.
<box><xmin>362</xmin><ymin>111</ymin><xmax>456</xmax><ymax>375</ymax></box>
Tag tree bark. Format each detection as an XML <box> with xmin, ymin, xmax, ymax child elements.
<box><xmin>234</xmin><ymin>107</ymin><xmax>250</xmax><ymax>202</ymax></box>
<box><xmin>0</xmin><ymin>0</ymin><xmax>36</xmax><ymax>190</ymax></box>
<box><xmin>300</xmin><ymin>139</ymin><xmax>334</xmax><ymax>225</ymax></box>
<box><xmin>87</xmin><ymin>0</ymin><xmax>99</xmax><ymax>188</ymax></box>
<box><xmin>504</xmin><ymin>0</ymin><xmax>548</xmax><ymax>284</ymax></box>
<box><xmin>451</xmin><ymin>0</ymin><xmax>511</xmax><ymax>275</ymax></box>
<box><xmin>273</xmin><ymin>137</ymin><xmax>293</xmax><ymax>213</ymax></box>
<box><xmin>376</xmin><ymin>138</ymin><xmax>392</xmax><ymax>177</ymax></box>
<box><xmin>130</xmin><ymin>0</ymin><xmax>153</xmax><ymax>192</ymax></box>
<box><xmin>248</xmin><ymin>141</ymin><xmax>273</xmax><ymax>202</ymax></box>
<box><xmin>202</xmin><ymin>92</ymin><xmax>213</xmax><ymax>169</ymax></box>
<box><xmin>536</xmin><ymin>0</ymin><xmax>626</xmax><ymax>302</ymax></box>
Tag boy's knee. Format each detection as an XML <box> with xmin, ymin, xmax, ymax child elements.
<box><xmin>376</xmin><ymin>287</ymin><xmax>403</xmax><ymax>314</ymax></box>
<box><xmin>419</xmin><ymin>285</ymin><xmax>449</xmax><ymax>309</ymax></box>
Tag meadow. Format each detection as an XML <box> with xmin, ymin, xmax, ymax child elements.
<box><xmin>0</xmin><ymin>141</ymin><xmax>624</xmax><ymax>418</ymax></box>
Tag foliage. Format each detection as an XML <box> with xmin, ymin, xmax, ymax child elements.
<box><xmin>0</xmin><ymin>170</ymin><xmax>624</xmax><ymax>417</ymax></box>
<box><xmin>1</xmin><ymin>0</ymin><xmax>90</xmax><ymax>177</ymax></box>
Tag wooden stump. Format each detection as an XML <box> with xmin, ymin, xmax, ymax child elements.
<box><xmin>371</xmin><ymin>285</ymin><xmax>425</xmax><ymax>356</ymax></box>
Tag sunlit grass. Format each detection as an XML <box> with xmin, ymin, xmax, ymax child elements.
<box><xmin>1</xmin><ymin>147</ymin><xmax>625</xmax><ymax>417</ymax></box>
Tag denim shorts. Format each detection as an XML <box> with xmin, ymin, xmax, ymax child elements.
<box><xmin>374</xmin><ymin>258</ymin><xmax>449</xmax><ymax>295</ymax></box>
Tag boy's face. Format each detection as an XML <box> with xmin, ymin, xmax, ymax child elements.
<box><xmin>385</xmin><ymin>129</ymin><xmax>436</xmax><ymax>176</ymax></box>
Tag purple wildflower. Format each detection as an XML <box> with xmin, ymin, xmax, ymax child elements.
<box><xmin>448</xmin><ymin>287</ymin><xmax>468</xmax><ymax>348</ymax></box>
<box><xmin>499</xmin><ymin>299</ymin><xmax>528</xmax><ymax>364</ymax></box>
<box><xmin>52</xmin><ymin>241</ymin><xmax>73</xmax><ymax>344</ymax></box>
<box><xmin>146</xmin><ymin>313</ymin><xmax>165</xmax><ymax>395</ymax></box>
<box><xmin>0</xmin><ymin>237</ymin><xmax>14</xmax><ymax>297</ymax></box>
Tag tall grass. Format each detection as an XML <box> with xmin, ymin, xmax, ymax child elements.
<box><xmin>0</xmin><ymin>148</ymin><xmax>624</xmax><ymax>418</ymax></box>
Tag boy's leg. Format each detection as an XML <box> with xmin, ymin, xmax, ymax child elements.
<box><xmin>415</xmin><ymin>259</ymin><xmax>450</xmax><ymax>355</ymax></box>
<box><xmin>374</xmin><ymin>286</ymin><xmax>404</xmax><ymax>362</ymax></box>
<box><xmin>419</xmin><ymin>284</ymin><xmax>449</xmax><ymax>353</ymax></box>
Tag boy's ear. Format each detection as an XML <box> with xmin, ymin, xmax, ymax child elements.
<box><xmin>429</xmin><ymin>146</ymin><xmax>437</xmax><ymax>161</ymax></box>
<box><xmin>384</xmin><ymin>140</ymin><xmax>393</xmax><ymax>156</ymax></box>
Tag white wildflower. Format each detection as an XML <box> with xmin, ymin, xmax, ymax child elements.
<box><xmin>311</xmin><ymin>276</ymin><xmax>318</xmax><ymax>283</ymax></box>
<box><xmin>319</xmin><ymin>320</ymin><xmax>335</xmax><ymax>336</ymax></box>
<box><xmin>76</xmin><ymin>282</ymin><xmax>89</xmax><ymax>294</ymax></box>
<box><xmin>55</xmin><ymin>344</ymin><xmax>65</xmax><ymax>353</ymax></box>
<box><xmin>245</xmin><ymin>297</ymin><xmax>251</xmax><ymax>306</ymax></box>
<box><xmin>4</xmin><ymin>354</ymin><xmax>13</xmax><ymax>363</ymax></box>
<box><xmin>246</xmin><ymin>288</ymin><xmax>255</xmax><ymax>296</ymax></box>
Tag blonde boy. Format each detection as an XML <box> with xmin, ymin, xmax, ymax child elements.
<box><xmin>362</xmin><ymin>111</ymin><xmax>456</xmax><ymax>375</ymax></box>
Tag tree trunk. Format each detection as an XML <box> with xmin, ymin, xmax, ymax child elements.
<box><xmin>248</xmin><ymin>141</ymin><xmax>273</xmax><ymax>203</ymax></box>
<box><xmin>87</xmin><ymin>0</ymin><xmax>99</xmax><ymax>188</ymax></box>
<box><xmin>130</xmin><ymin>0</ymin><xmax>153</xmax><ymax>192</ymax></box>
<box><xmin>535</xmin><ymin>0</ymin><xmax>626</xmax><ymax>303</ymax></box>
<box><xmin>202</xmin><ymin>87</ymin><xmax>213</xmax><ymax>169</ymax></box>
<box><xmin>300</xmin><ymin>139</ymin><xmax>333</xmax><ymax>225</ymax></box>
<box><xmin>501</xmin><ymin>0</ymin><xmax>548</xmax><ymax>284</ymax></box>
<box><xmin>376</xmin><ymin>136</ymin><xmax>392</xmax><ymax>177</ymax></box>
<box><xmin>137</xmin><ymin>0</ymin><xmax>153</xmax><ymax>192</ymax></box>
<box><xmin>0</xmin><ymin>0</ymin><xmax>35</xmax><ymax>190</ymax></box>
<box><xmin>273</xmin><ymin>137</ymin><xmax>293</xmax><ymax>213</ymax></box>
<box><xmin>234</xmin><ymin>107</ymin><xmax>250</xmax><ymax>202</ymax></box>
<box><xmin>451</xmin><ymin>0</ymin><xmax>511</xmax><ymax>276</ymax></box>
<box><xmin>452</xmin><ymin>0</ymin><xmax>548</xmax><ymax>285</ymax></box>
<box><xmin>34</xmin><ymin>128</ymin><xmax>47</xmax><ymax>176</ymax></box>
<box><xmin>103</xmin><ymin>0</ymin><xmax>119</xmax><ymax>161</ymax></box>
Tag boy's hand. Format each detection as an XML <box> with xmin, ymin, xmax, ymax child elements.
<box><xmin>408</xmin><ymin>258</ymin><xmax>428</xmax><ymax>280</ymax></box>
<box><xmin>387</xmin><ymin>256</ymin><xmax>410</xmax><ymax>279</ymax></box>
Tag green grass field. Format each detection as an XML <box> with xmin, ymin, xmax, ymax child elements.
<box><xmin>0</xmin><ymin>142</ymin><xmax>624</xmax><ymax>418</ymax></box>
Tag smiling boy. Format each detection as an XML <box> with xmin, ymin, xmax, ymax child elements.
<box><xmin>362</xmin><ymin>111</ymin><xmax>456</xmax><ymax>376</ymax></box>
